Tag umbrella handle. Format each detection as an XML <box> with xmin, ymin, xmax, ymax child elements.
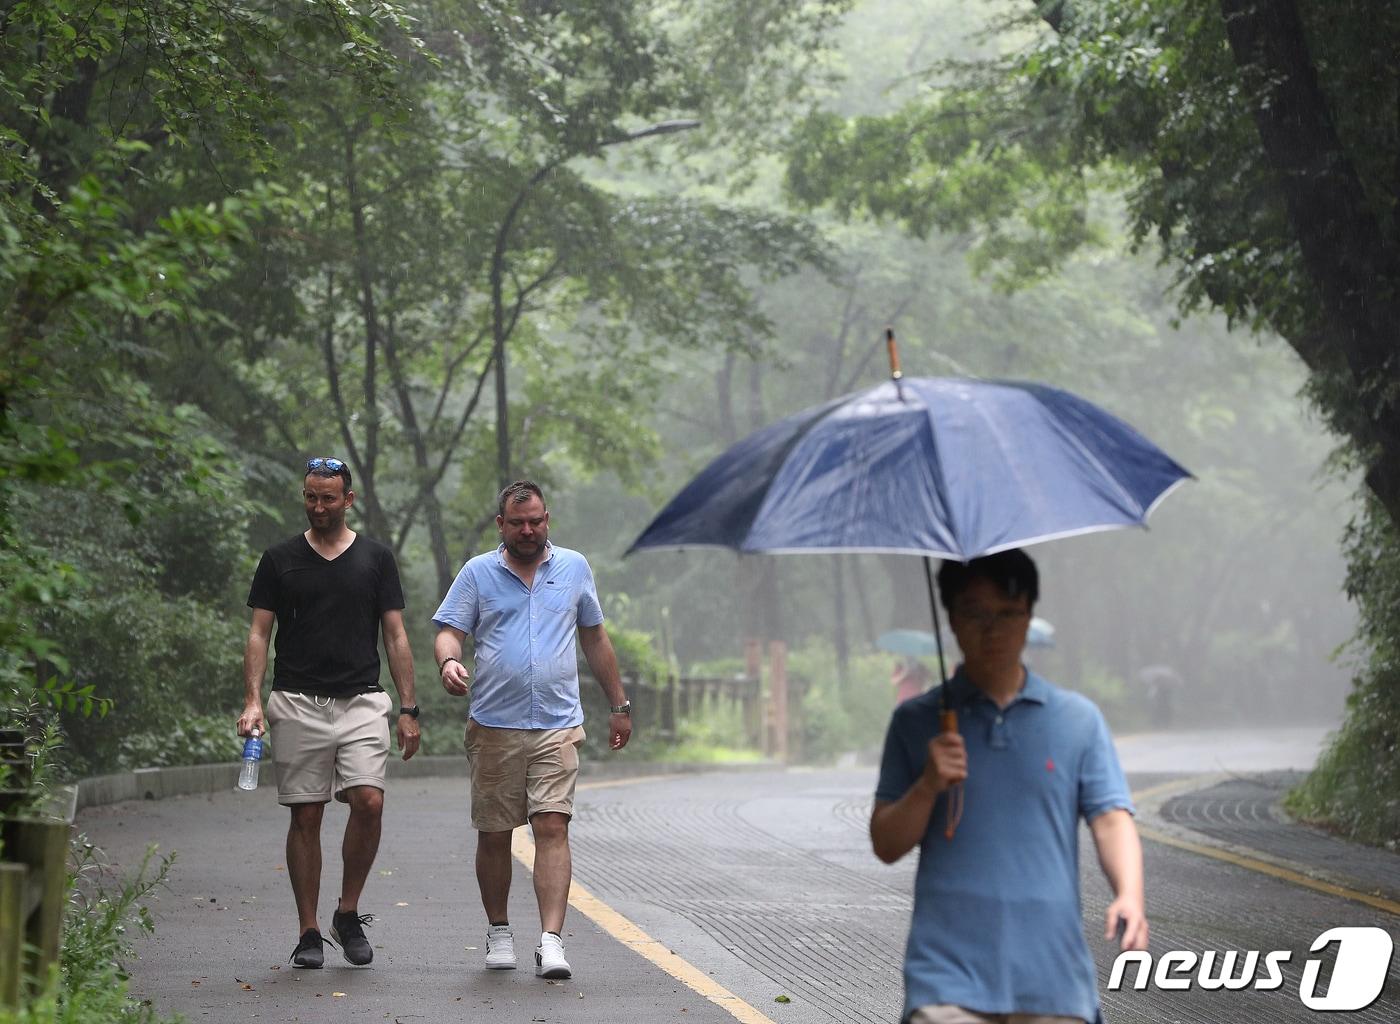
<box><xmin>941</xmin><ymin>710</ymin><xmax>963</xmax><ymax>840</ymax></box>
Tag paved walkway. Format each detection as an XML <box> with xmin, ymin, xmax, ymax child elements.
<box><xmin>73</xmin><ymin>729</ymin><xmax>1399</xmax><ymax>1023</ymax></box>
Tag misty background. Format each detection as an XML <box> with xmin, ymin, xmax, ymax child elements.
<box><xmin>563</xmin><ymin>0</ymin><xmax>1359</xmax><ymax>745</ymax></box>
<box><xmin>4</xmin><ymin>0</ymin><xmax>1363</xmax><ymax>773</ymax></box>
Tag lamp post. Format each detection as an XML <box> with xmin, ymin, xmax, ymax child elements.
<box><xmin>491</xmin><ymin>119</ymin><xmax>702</xmax><ymax>491</ymax></box>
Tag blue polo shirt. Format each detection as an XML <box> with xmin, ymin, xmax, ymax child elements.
<box><xmin>875</xmin><ymin>668</ymin><xmax>1132</xmax><ymax>1024</ymax></box>
<box><xmin>431</xmin><ymin>543</ymin><xmax>604</xmax><ymax>730</ymax></box>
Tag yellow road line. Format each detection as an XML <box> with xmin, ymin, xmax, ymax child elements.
<box><xmin>1135</xmin><ymin>824</ymin><xmax>1400</xmax><ymax>917</ymax></box>
<box><xmin>1131</xmin><ymin>777</ymin><xmax>1400</xmax><ymax>918</ymax></box>
<box><xmin>511</xmin><ymin>825</ymin><xmax>777</xmax><ymax>1024</ymax></box>
<box><xmin>509</xmin><ymin>767</ymin><xmax>1396</xmax><ymax>1024</ymax></box>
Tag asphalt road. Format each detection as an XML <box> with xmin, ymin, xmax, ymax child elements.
<box><xmin>75</xmin><ymin>729</ymin><xmax>1399</xmax><ymax>1024</ymax></box>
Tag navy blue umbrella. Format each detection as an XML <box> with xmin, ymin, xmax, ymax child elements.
<box><xmin>629</xmin><ymin>343</ymin><xmax>1190</xmax><ymax>837</ymax></box>
<box><xmin>628</xmin><ymin>376</ymin><xmax>1190</xmax><ymax>560</ymax></box>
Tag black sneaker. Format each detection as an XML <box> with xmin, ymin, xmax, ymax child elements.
<box><xmin>330</xmin><ymin>906</ymin><xmax>375</xmax><ymax>966</ymax></box>
<box><xmin>290</xmin><ymin>928</ymin><xmax>326</xmax><ymax>969</ymax></box>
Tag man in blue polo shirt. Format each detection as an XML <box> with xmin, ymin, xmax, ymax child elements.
<box><xmin>872</xmin><ymin>549</ymin><xmax>1148</xmax><ymax>1024</ymax></box>
<box><xmin>431</xmin><ymin>480</ymin><xmax>632</xmax><ymax>981</ymax></box>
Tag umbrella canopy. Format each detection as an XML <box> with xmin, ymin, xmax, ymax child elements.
<box><xmin>876</xmin><ymin>629</ymin><xmax>945</xmax><ymax>657</ymax></box>
<box><xmin>627</xmin><ymin>377</ymin><xmax>1190</xmax><ymax>560</ymax></box>
<box><xmin>1028</xmin><ymin>616</ymin><xmax>1055</xmax><ymax>648</ymax></box>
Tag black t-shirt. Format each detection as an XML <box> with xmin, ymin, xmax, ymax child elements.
<box><xmin>247</xmin><ymin>534</ymin><xmax>405</xmax><ymax>697</ymax></box>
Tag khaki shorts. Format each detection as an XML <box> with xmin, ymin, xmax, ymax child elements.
<box><xmin>909</xmin><ymin>1007</ymin><xmax>1084</xmax><ymax>1024</ymax></box>
<box><xmin>266</xmin><ymin>690</ymin><xmax>392</xmax><ymax>805</ymax></box>
<box><xmin>464</xmin><ymin>720</ymin><xmax>585</xmax><ymax>832</ymax></box>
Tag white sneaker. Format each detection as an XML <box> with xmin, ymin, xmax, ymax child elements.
<box><xmin>485</xmin><ymin>925</ymin><xmax>516</xmax><ymax>970</ymax></box>
<box><xmin>535</xmin><ymin>931</ymin><xmax>571</xmax><ymax>979</ymax></box>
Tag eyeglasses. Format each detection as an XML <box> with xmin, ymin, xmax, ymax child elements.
<box><xmin>306</xmin><ymin>457</ymin><xmax>346</xmax><ymax>473</ymax></box>
<box><xmin>952</xmin><ymin>607</ymin><xmax>1031</xmax><ymax>631</ymax></box>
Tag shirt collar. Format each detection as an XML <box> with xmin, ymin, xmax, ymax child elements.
<box><xmin>946</xmin><ymin>664</ymin><xmax>1048</xmax><ymax>708</ymax></box>
<box><xmin>494</xmin><ymin>540</ymin><xmax>555</xmax><ymax>570</ymax></box>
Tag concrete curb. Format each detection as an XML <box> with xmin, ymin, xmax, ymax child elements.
<box><xmin>75</xmin><ymin>756</ymin><xmax>779</xmax><ymax>812</ymax></box>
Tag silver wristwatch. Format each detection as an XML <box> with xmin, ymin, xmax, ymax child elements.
<box><xmin>610</xmin><ymin>700</ymin><xmax>631</xmax><ymax>715</ymax></box>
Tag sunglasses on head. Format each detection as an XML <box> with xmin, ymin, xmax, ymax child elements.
<box><xmin>306</xmin><ymin>457</ymin><xmax>346</xmax><ymax>473</ymax></box>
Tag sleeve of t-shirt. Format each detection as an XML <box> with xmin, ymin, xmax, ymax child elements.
<box><xmin>377</xmin><ymin>546</ymin><xmax>406</xmax><ymax>613</ymax></box>
<box><xmin>432</xmin><ymin>562</ymin><xmax>479</xmax><ymax>635</ymax></box>
<box><xmin>575</xmin><ymin>557</ymin><xmax>604</xmax><ymax>628</ymax></box>
<box><xmin>874</xmin><ymin>710</ymin><xmax>917</xmax><ymax>804</ymax></box>
<box><xmin>1078</xmin><ymin>705</ymin><xmax>1135</xmax><ymax>821</ymax></box>
<box><xmin>247</xmin><ymin>551</ymin><xmax>278</xmax><ymax>611</ymax></box>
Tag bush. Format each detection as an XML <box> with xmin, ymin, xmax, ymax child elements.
<box><xmin>0</xmin><ymin>840</ymin><xmax>177</xmax><ymax>1024</ymax></box>
<box><xmin>664</xmin><ymin>703</ymin><xmax>766</xmax><ymax>763</ymax></box>
<box><xmin>115</xmin><ymin>713</ymin><xmax>242</xmax><ymax>769</ymax></box>
<box><xmin>1286</xmin><ymin>499</ymin><xmax>1400</xmax><ymax>847</ymax></box>
<box><xmin>788</xmin><ymin>643</ymin><xmax>902</xmax><ymax>764</ymax></box>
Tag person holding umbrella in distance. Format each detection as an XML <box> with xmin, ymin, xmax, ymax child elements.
<box><xmin>871</xmin><ymin>549</ymin><xmax>1148</xmax><ymax>1024</ymax></box>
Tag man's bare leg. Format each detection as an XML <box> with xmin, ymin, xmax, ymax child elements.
<box><xmin>339</xmin><ymin>785</ymin><xmax>383</xmax><ymax>912</ymax></box>
<box><xmin>529</xmin><ymin>812</ymin><xmax>571</xmax><ymax>934</ymax></box>
<box><xmin>287</xmin><ymin>803</ymin><xmax>326</xmax><ymax>932</ymax></box>
<box><xmin>476</xmin><ymin>829</ymin><xmax>514</xmax><ymax>924</ymax></box>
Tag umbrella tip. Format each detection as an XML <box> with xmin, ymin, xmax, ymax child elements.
<box><xmin>885</xmin><ymin>327</ymin><xmax>903</xmax><ymax>381</ymax></box>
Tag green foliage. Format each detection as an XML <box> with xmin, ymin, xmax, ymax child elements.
<box><xmin>604</xmin><ymin>626</ymin><xmax>671</xmax><ymax>686</ymax></box>
<box><xmin>1287</xmin><ymin>499</ymin><xmax>1400</xmax><ymax>847</ymax></box>
<box><xmin>0</xmin><ymin>0</ymin><xmax>426</xmax><ymax>790</ymax></box>
<box><xmin>7</xmin><ymin>415</ymin><xmax>259</xmax><ymax>775</ymax></box>
<box><xmin>789</xmin><ymin>644</ymin><xmax>899</xmax><ymax>763</ymax></box>
<box><xmin>663</xmin><ymin>708</ymin><xmax>767</xmax><ymax>764</ymax></box>
<box><xmin>0</xmin><ymin>841</ymin><xmax>176</xmax><ymax>1024</ymax></box>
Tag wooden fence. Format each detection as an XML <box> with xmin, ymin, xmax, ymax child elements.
<box><xmin>0</xmin><ymin>729</ymin><xmax>74</xmax><ymax>1010</ymax></box>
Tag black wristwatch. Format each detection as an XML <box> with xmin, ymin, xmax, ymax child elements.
<box><xmin>398</xmin><ymin>704</ymin><xmax>420</xmax><ymax>719</ymax></box>
<box><xmin>610</xmin><ymin>700</ymin><xmax>631</xmax><ymax>715</ymax></box>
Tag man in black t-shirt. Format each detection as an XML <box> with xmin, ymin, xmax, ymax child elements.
<box><xmin>238</xmin><ymin>457</ymin><xmax>420</xmax><ymax>970</ymax></box>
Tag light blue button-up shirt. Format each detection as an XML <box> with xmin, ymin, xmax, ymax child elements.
<box><xmin>431</xmin><ymin>543</ymin><xmax>604</xmax><ymax>729</ymax></box>
<box><xmin>876</xmin><ymin>668</ymin><xmax>1133</xmax><ymax>1024</ymax></box>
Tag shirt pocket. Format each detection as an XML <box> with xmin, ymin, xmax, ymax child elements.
<box><xmin>537</xmin><ymin>582</ymin><xmax>575</xmax><ymax>615</ymax></box>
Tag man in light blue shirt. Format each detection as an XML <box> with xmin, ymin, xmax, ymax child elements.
<box><xmin>432</xmin><ymin>480</ymin><xmax>632</xmax><ymax>982</ymax></box>
<box><xmin>872</xmin><ymin>550</ymin><xmax>1148</xmax><ymax>1024</ymax></box>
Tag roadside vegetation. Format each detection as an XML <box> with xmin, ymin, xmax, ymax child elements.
<box><xmin>3</xmin><ymin>0</ymin><xmax>1395</xmax><ymax>1013</ymax></box>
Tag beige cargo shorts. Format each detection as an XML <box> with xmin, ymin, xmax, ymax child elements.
<box><xmin>265</xmin><ymin>689</ymin><xmax>392</xmax><ymax>805</ymax></box>
<box><xmin>464</xmin><ymin>719</ymin><xmax>586</xmax><ymax>831</ymax></box>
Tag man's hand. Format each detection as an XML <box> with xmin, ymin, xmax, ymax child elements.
<box><xmin>1091</xmin><ymin>807</ymin><xmax>1148</xmax><ymax>951</ymax></box>
<box><xmin>396</xmin><ymin>714</ymin><xmax>421</xmax><ymax>761</ymax></box>
<box><xmin>1105</xmin><ymin>896</ymin><xmax>1149</xmax><ymax>951</ymax></box>
<box><xmin>921</xmin><ymin>731</ymin><xmax>967</xmax><ymax>793</ymax></box>
<box><xmin>237</xmin><ymin>704</ymin><xmax>265</xmax><ymax>738</ymax></box>
<box><xmin>609</xmin><ymin>711</ymin><xmax>632</xmax><ymax>750</ymax></box>
<box><xmin>440</xmin><ymin>657</ymin><xmax>470</xmax><ymax>696</ymax></box>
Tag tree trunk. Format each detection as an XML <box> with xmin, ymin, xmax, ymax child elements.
<box><xmin>341</xmin><ymin>131</ymin><xmax>394</xmax><ymax>543</ymax></box>
<box><xmin>1218</xmin><ymin>0</ymin><xmax>1400</xmax><ymax>528</ymax></box>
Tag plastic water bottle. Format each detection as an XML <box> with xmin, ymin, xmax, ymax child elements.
<box><xmin>237</xmin><ymin>729</ymin><xmax>262</xmax><ymax>791</ymax></box>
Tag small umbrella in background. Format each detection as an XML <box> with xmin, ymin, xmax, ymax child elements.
<box><xmin>877</xmin><ymin>616</ymin><xmax>1054</xmax><ymax>660</ymax></box>
<box><xmin>876</xmin><ymin>629</ymin><xmax>946</xmax><ymax>658</ymax></box>
<box><xmin>629</xmin><ymin>330</ymin><xmax>1190</xmax><ymax>835</ymax></box>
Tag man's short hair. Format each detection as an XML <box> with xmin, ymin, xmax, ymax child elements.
<box><xmin>497</xmin><ymin>479</ymin><xmax>546</xmax><ymax>518</ymax></box>
<box><xmin>305</xmin><ymin>459</ymin><xmax>352</xmax><ymax>492</ymax></box>
<box><xmin>937</xmin><ymin>549</ymin><xmax>1039</xmax><ymax>611</ymax></box>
